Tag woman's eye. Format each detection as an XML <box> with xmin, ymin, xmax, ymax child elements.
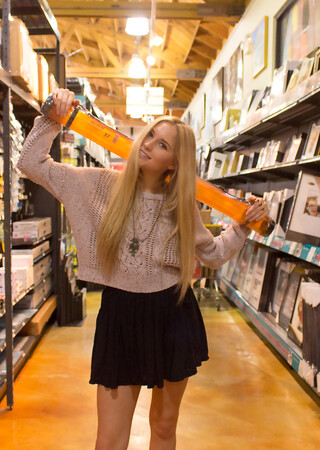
<box><xmin>160</xmin><ymin>142</ymin><xmax>167</xmax><ymax>150</ymax></box>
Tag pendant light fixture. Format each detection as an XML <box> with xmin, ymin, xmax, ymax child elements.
<box><xmin>128</xmin><ymin>53</ymin><xmax>147</xmax><ymax>79</ymax></box>
<box><xmin>125</xmin><ymin>17</ymin><xmax>149</xmax><ymax>36</ymax></box>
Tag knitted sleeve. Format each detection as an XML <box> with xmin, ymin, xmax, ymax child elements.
<box><xmin>17</xmin><ymin>115</ymin><xmax>67</xmax><ymax>202</ymax></box>
<box><xmin>195</xmin><ymin>206</ymin><xmax>250</xmax><ymax>269</ymax></box>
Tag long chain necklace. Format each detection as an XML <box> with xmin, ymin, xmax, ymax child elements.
<box><xmin>129</xmin><ymin>201</ymin><xmax>162</xmax><ymax>257</ymax></box>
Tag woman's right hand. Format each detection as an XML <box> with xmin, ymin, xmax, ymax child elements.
<box><xmin>52</xmin><ymin>88</ymin><xmax>80</xmax><ymax>117</ymax></box>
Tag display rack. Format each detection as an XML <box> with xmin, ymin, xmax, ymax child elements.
<box><xmin>216</xmin><ymin>274</ymin><xmax>319</xmax><ymax>397</ymax></box>
<box><xmin>216</xmin><ymin>275</ymin><xmax>303</xmax><ymax>371</ymax></box>
<box><xmin>207</xmin><ymin>69</ymin><xmax>320</xmax><ymax>398</ymax></box>
<box><xmin>211</xmin><ymin>218</ymin><xmax>320</xmax><ymax>268</ymax></box>
<box><xmin>0</xmin><ymin>0</ymin><xmax>61</xmax><ymax>407</ymax></box>
<box><xmin>210</xmin><ymin>70</ymin><xmax>320</xmax><ymax>152</ymax></box>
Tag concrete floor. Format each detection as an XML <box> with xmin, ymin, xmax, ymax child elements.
<box><xmin>1</xmin><ymin>291</ymin><xmax>320</xmax><ymax>450</ymax></box>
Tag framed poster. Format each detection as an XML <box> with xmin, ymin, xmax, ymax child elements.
<box><xmin>200</xmin><ymin>94</ymin><xmax>206</xmax><ymax>130</ymax></box>
<box><xmin>224</xmin><ymin>46</ymin><xmax>243</xmax><ymax>109</ymax></box>
<box><xmin>276</xmin><ymin>0</ymin><xmax>319</xmax><ymax>68</ymax></box>
<box><xmin>210</xmin><ymin>68</ymin><xmax>224</xmax><ymax>125</ymax></box>
<box><xmin>252</xmin><ymin>16</ymin><xmax>268</xmax><ymax>78</ymax></box>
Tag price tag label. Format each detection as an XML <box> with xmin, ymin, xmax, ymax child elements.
<box><xmin>306</xmin><ymin>247</ymin><xmax>316</xmax><ymax>262</ymax></box>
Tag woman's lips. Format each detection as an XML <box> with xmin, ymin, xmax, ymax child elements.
<box><xmin>139</xmin><ymin>149</ymin><xmax>151</xmax><ymax>159</ymax></box>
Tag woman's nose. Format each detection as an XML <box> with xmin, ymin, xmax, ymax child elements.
<box><xmin>144</xmin><ymin>138</ymin><xmax>153</xmax><ymax>150</ymax></box>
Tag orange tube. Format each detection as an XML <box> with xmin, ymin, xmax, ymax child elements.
<box><xmin>41</xmin><ymin>95</ymin><xmax>274</xmax><ymax>236</ymax></box>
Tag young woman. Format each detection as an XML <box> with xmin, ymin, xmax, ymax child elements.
<box><xmin>18</xmin><ymin>88</ymin><xmax>269</xmax><ymax>450</ymax></box>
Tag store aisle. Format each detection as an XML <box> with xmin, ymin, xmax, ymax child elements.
<box><xmin>1</xmin><ymin>292</ymin><xmax>320</xmax><ymax>450</ymax></box>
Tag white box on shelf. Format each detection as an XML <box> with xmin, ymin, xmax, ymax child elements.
<box><xmin>12</xmin><ymin>240</ymin><xmax>50</xmax><ymax>261</ymax></box>
<box><xmin>13</xmin><ymin>217</ymin><xmax>52</xmax><ymax>240</ymax></box>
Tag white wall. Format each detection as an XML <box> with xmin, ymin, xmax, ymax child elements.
<box><xmin>185</xmin><ymin>0</ymin><xmax>289</xmax><ymax>146</ymax></box>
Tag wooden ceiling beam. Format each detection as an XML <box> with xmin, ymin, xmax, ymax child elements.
<box><xmin>74</xmin><ymin>29</ymin><xmax>90</xmax><ymax>62</ymax></box>
<box><xmin>67</xmin><ymin>67</ymin><xmax>207</xmax><ymax>80</ymax></box>
<box><xmin>93</xmin><ymin>33</ymin><xmax>121</xmax><ymax>68</ymax></box>
<box><xmin>51</xmin><ymin>2</ymin><xmax>246</xmax><ymax>20</ymax></box>
<box><xmin>59</xmin><ymin>26</ymin><xmax>75</xmax><ymax>52</ymax></box>
<box><xmin>182</xmin><ymin>21</ymin><xmax>200</xmax><ymax>64</ymax></box>
<box><xmin>95</xmin><ymin>99</ymin><xmax>189</xmax><ymax>109</ymax></box>
<box><xmin>113</xmin><ymin>19</ymin><xmax>124</xmax><ymax>65</ymax></box>
<box><xmin>171</xmin><ymin>80</ymin><xmax>179</xmax><ymax>98</ymax></box>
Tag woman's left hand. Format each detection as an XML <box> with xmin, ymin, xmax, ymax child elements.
<box><xmin>245</xmin><ymin>195</ymin><xmax>269</xmax><ymax>222</ymax></box>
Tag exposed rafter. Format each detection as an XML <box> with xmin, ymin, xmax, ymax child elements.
<box><xmin>43</xmin><ymin>0</ymin><xmax>244</xmax><ymax>125</ymax></box>
<box><xmin>50</xmin><ymin>1</ymin><xmax>246</xmax><ymax>20</ymax></box>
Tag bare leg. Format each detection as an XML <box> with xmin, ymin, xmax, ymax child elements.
<box><xmin>149</xmin><ymin>378</ymin><xmax>188</xmax><ymax>450</ymax></box>
<box><xmin>95</xmin><ymin>384</ymin><xmax>141</xmax><ymax>450</ymax></box>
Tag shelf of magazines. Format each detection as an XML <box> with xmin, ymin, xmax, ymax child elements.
<box><xmin>216</xmin><ymin>275</ymin><xmax>320</xmax><ymax>397</ymax></box>
<box><xmin>210</xmin><ymin>69</ymin><xmax>320</xmax><ymax>151</ymax></box>
<box><xmin>211</xmin><ymin>218</ymin><xmax>320</xmax><ymax>267</ymax></box>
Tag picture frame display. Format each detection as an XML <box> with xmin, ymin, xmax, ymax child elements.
<box><xmin>302</xmin><ymin>120</ymin><xmax>320</xmax><ymax>159</ymax></box>
<box><xmin>277</xmin><ymin>0</ymin><xmax>320</xmax><ymax>67</ymax></box>
<box><xmin>224</xmin><ymin>45</ymin><xmax>243</xmax><ymax>109</ymax></box>
<box><xmin>288</xmin><ymin>283</ymin><xmax>303</xmax><ymax>346</ymax></box>
<box><xmin>210</xmin><ymin>68</ymin><xmax>224</xmax><ymax>125</ymax></box>
<box><xmin>286</xmin><ymin>171</ymin><xmax>320</xmax><ymax>246</ymax></box>
<box><xmin>252</xmin><ymin>16</ymin><xmax>268</xmax><ymax>78</ymax></box>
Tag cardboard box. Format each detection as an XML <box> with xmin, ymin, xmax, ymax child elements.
<box><xmin>12</xmin><ymin>241</ymin><xmax>50</xmax><ymax>261</ymax></box>
<box><xmin>33</xmin><ymin>255</ymin><xmax>52</xmax><ymax>286</ymax></box>
<box><xmin>37</xmin><ymin>55</ymin><xmax>49</xmax><ymax>102</ymax></box>
<box><xmin>10</xmin><ymin>17</ymin><xmax>33</xmax><ymax>89</ymax></box>
<box><xmin>13</xmin><ymin>217</ymin><xmax>52</xmax><ymax>240</ymax></box>
<box><xmin>16</xmin><ymin>275</ymin><xmax>53</xmax><ymax>309</ymax></box>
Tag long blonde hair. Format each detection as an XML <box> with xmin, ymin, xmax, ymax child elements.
<box><xmin>97</xmin><ymin>116</ymin><xmax>197</xmax><ymax>302</ymax></box>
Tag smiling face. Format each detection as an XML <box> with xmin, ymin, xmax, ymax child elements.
<box><xmin>138</xmin><ymin>121</ymin><xmax>177</xmax><ymax>178</ymax></box>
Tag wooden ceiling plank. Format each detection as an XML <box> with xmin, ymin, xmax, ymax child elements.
<box><xmin>192</xmin><ymin>44</ymin><xmax>217</xmax><ymax>61</ymax></box>
<box><xmin>199</xmin><ymin>21</ymin><xmax>229</xmax><ymax>39</ymax></box>
<box><xmin>195</xmin><ymin>33</ymin><xmax>223</xmax><ymax>50</ymax></box>
<box><xmin>188</xmin><ymin>53</ymin><xmax>212</xmax><ymax>67</ymax></box>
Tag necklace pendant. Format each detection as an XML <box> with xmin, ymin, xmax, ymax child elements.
<box><xmin>129</xmin><ymin>237</ymin><xmax>139</xmax><ymax>257</ymax></box>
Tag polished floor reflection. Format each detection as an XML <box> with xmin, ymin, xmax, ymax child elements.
<box><xmin>1</xmin><ymin>292</ymin><xmax>320</xmax><ymax>450</ymax></box>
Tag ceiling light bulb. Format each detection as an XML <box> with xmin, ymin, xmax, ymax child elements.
<box><xmin>146</xmin><ymin>55</ymin><xmax>155</xmax><ymax>66</ymax></box>
<box><xmin>128</xmin><ymin>54</ymin><xmax>147</xmax><ymax>79</ymax></box>
<box><xmin>125</xmin><ymin>18</ymin><xmax>149</xmax><ymax>36</ymax></box>
<box><xmin>151</xmin><ymin>34</ymin><xmax>163</xmax><ymax>47</ymax></box>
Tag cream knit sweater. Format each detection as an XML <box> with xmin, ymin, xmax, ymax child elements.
<box><xmin>17</xmin><ymin>116</ymin><xmax>249</xmax><ymax>292</ymax></box>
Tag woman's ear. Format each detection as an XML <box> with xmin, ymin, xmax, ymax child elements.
<box><xmin>168</xmin><ymin>163</ymin><xmax>176</xmax><ymax>170</ymax></box>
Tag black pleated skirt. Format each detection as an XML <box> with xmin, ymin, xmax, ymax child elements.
<box><xmin>89</xmin><ymin>284</ymin><xmax>209</xmax><ymax>389</ymax></box>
